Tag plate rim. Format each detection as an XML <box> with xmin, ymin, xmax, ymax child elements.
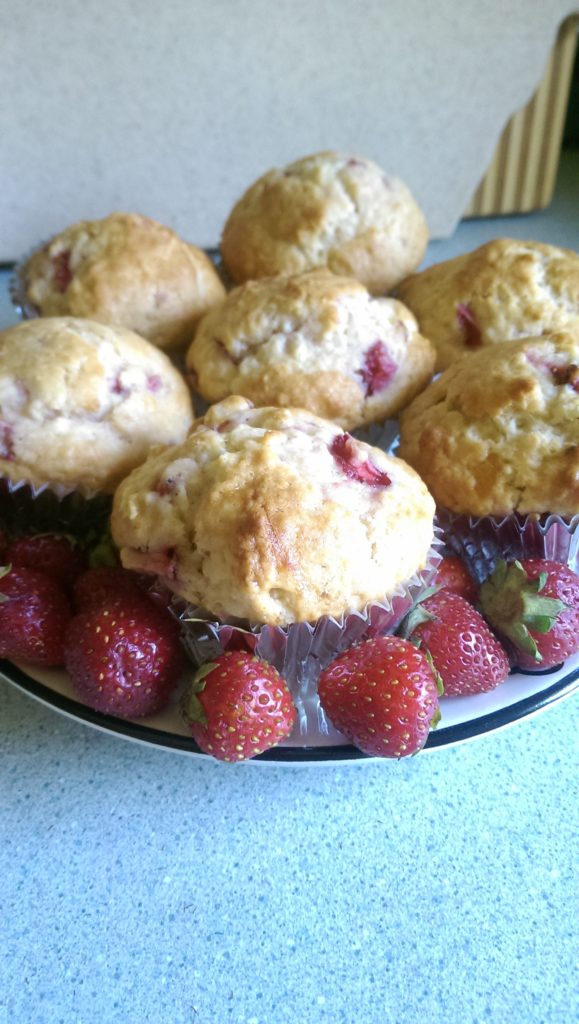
<box><xmin>2</xmin><ymin>657</ymin><xmax>579</xmax><ymax>764</ymax></box>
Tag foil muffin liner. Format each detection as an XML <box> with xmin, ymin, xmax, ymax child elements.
<box><xmin>8</xmin><ymin>247</ymin><xmax>42</xmax><ymax>321</ymax></box>
<box><xmin>437</xmin><ymin>510</ymin><xmax>579</xmax><ymax>582</ymax></box>
<box><xmin>0</xmin><ymin>477</ymin><xmax>111</xmax><ymax>542</ymax></box>
<box><xmin>174</xmin><ymin>527</ymin><xmax>444</xmax><ymax>740</ymax></box>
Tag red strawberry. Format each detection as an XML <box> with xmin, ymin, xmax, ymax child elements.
<box><xmin>72</xmin><ymin>565</ymin><xmax>149</xmax><ymax>612</ymax></box>
<box><xmin>181</xmin><ymin>652</ymin><xmax>297</xmax><ymax>762</ymax></box>
<box><xmin>318</xmin><ymin>635</ymin><xmax>440</xmax><ymax>758</ymax></box>
<box><xmin>0</xmin><ymin>565</ymin><xmax>72</xmax><ymax>666</ymax></box>
<box><xmin>64</xmin><ymin>598</ymin><xmax>186</xmax><ymax>718</ymax></box>
<box><xmin>6</xmin><ymin>533</ymin><xmax>87</xmax><ymax>592</ymax></box>
<box><xmin>479</xmin><ymin>558</ymin><xmax>579</xmax><ymax>669</ymax></box>
<box><xmin>434</xmin><ymin>555</ymin><xmax>477</xmax><ymax>602</ymax></box>
<box><xmin>403</xmin><ymin>591</ymin><xmax>510</xmax><ymax>696</ymax></box>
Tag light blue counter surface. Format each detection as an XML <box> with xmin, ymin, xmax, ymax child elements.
<box><xmin>1</xmin><ymin>153</ymin><xmax>578</xmax><ymax>1024</ymax></box>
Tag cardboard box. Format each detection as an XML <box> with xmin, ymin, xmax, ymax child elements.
<box><xmin>0</xmin><ymin>1</ymin><xmax>577</xmax><ymax>258</ymax></box>
<box><xmin>465</xmin><ymin>14</ymin><xmax>578</xmax><ymax>218</ymax></box>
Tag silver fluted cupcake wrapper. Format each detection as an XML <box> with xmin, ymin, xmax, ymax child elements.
<box><xmin>0</xmin><ymin>474</ymin><xmax>102</xmax><ymax>501</ymax></box>
<box><xmin>8</xmin><ymin>247</ymin><xmax>43</xmax><ymax>321</ymax></box>
<box><xmin>175</xmin><ymin>526</ymin><xmax>444</xmax><ymax>740</ymax></box>
<box><xmin>351</xmin><ymin>418</ymin><xmax>400</xmax><ymax>453</ymax></box>
<box><xmin>437</xmin><ymin>510</ymin><xmax>579</xmax><ymax>582</ymax></box>
<box><xmin>0</xmin><ymin>476</ymin><xmax>111</xmax><ymax>540</ymax></box>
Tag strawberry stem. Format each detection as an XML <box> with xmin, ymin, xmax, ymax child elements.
<box><xmin>0</xmin><ymin>563</ymin><xmax>12</xmax><ymax>603</ymax></box>
<box><xmin>397</xmin><ymin>586</ymin><xmax>441</xmax><ymax>639</ymax></box>
<box><xmin>180</xmin><ymin>662</ymin><xmax>219</xmax><ymax>727</ymax></box>
<box><xmin>479</xmin><ymin>560</ymin><xmax>568</xmax><ymax>663</ymax></box>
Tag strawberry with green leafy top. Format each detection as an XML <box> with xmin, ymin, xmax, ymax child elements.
<box><xmin>181</xmin><ymin>652</ymin><xmax>297</xmax><ymax>761</ymax></box>
<box><xmin>479</xmin><ymin>558</ymin><xmax>579</xmax><ymax>669</ymax></box>
<box><xmin>402</xmin><ymin>590</ymin><xmax>510</xmax><ymax>696</ymax></box>
<box><xmin>318</xmin><ymin>635</ymin><xmax>441</xmax><ymax>758</ymax></box>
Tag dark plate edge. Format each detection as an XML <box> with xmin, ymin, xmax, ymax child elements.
<box><xmin>2</xmin><ymin>659</ymin><xmax>579</xmax><ymax>763</ymax></box>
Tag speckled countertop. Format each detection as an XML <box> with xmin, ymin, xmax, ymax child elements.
<box><xmin>1</xmin><ymin>153</ymin><xmax>578</xmax><ymax>1024</ymax></box>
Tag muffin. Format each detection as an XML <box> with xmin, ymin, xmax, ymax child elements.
<box><xmin>220</xmin><ymin>151</ymin><xmax>428</xmax><ymax>294</ymax></box>
<box><xmin>111</xmin><ymin>396</ymin><xmax>436</xmax><ymax>627</ymax></box>
<box><xmin>0</xmin><ymin>318</ymin><xmax>194</xmax><ymax>495</ymax></box>
<box><xmin>17</xmin><ymin>212</ymin><xmax>226</xmax><ymax>350</ymax></box>
<box><xmin>399</xmin><ymin>330</ymin><xmax>579</xmax><ymax>576</ymax></box>
<box><xmin>397</xmin><ymin>238</ymin><xmax>579</xmax><ymax>371</ymax></box>
<box><xmin>186</xmin><ymin>271</ymin><xmax>435</xmax><ymax>430</ymax></box>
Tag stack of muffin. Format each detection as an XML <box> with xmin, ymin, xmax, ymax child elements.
<box><xmin>4</xmin><ymin>149</ymin><xmax>578</xmax><ymax>716</ymax></box>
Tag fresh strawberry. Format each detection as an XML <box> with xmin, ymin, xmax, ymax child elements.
<box><xmin>72</xmin><ymin>565</ymin><xmax>149</xmax><ymax>612</ymax></box>
<box><xmin>479</xmin><ymin>558</ymin><xmax>579</xmax><ymax>669</ymax></box>
<box><xmin>318</xmin><ymin>635</ymin><xmax>440</xmax><ymax>758</ymax></box>
<box><xmin>181</xmin><ymin>652</ymin><xmax>297</xmax><ymax>762</ymax></box>
<box><xmin>402</xmin><ymin>590</ymin><xmax>510</xmax><ymax>696</ymax></box>
<box><xmin>0</xmin><ymin>565</ymin><xmax>72</xmax><ymax>666</ymax></box>
<box><xmin>64</xmin><ymin>598</ymin><xmax>186</xmax><ymax>718</ymax></box>
<box><xmin>6</xmin><ymin>533</ymin><xmax>87</xmax><ymax>591</ymax></box>
<box><xmin>434</xmin><ymin>555</ymin><xmax>478</xmax><ymax>602</ymax></box>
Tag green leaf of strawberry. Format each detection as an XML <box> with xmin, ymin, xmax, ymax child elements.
<box><xmin>479</xmin><ymin>558</ymin><xmax>579</xmax><ymax>669</ymax></box>
<box><xmin>479</xmin><ymin>559</ymin><xmax>569</xmax><ymax>663</ymax></box>
<box><xmin>180</xmin><ymin>662</ymin><xmax>220</xmax><ymax>727</ymax></box>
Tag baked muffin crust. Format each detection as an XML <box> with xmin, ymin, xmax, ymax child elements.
<box><xmin>111</xmin><ymin>396</ymin><xmax>436</xmax><ymax>625</ymax></box>
<box><xmin>397</xmin><ymin>238</ymin><xmax>579</xmax><ymax>371</ymax></box>
<box><xmin>22</xmin><ymin>212</ymin><xmax>226</xmax><ymax>350</ymax></box>
<box><xmin>220</xmin><ymin>151</ymin><xmax>428</xmax><ymax>294</ymax></box>
<box><xmin>187</xmin><ymin>271</ymin><xmax>435</xmax><ymax>429</ymax></box>
<box><xmin>0</xmin><ymin>318</ymin><xmax>194</xmax><ymax>494</ymax></box>
<box><xmin>398</xmin><ymin>330</ymin><xmax>579</xmax><ymax>517</ymax></box>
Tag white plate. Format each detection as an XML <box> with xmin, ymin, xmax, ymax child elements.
<box><xmin>2</xmin><ymin>653</ymin><xmax>578</xmax><ymax>764</ymax></box>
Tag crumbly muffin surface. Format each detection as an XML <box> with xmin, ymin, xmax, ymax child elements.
<box><xmin>187</xmin><ymin>271</ymin><xmax>435</xmax><ymax>430</ymax></box>
<box><xmin>397</xmin><ymin>238</ymin><xmax>579</xmax><ymax>371</ymax></box>
<box><xmin>398</xmin><ymin>331</ymin><xmax>579</xmax><ymax>517</ymax></box>
<box><xmin>111</xmin><ymin>397</ymin><xmax>436</xmax><ymax>626</ymax></box>
<box><xmin>220</xmin><ymin>151</ymin><xmax>428</xmax><ymax>294</ymax></box>
<box><xmin>22</xmin><ymin>212</ymin><xmax>226</xmax><ymax>350</ymax></box>
<box><xmin>0</xmin><ymin>318</ymin><xmax>194</xmax><ymax>494</ymax></box>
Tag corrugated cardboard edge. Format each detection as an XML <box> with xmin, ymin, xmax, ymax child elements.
<box><xmin>465</xmin><ymin>14</ymin><xmax>578</xmax><ymax>217</ymax></box>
